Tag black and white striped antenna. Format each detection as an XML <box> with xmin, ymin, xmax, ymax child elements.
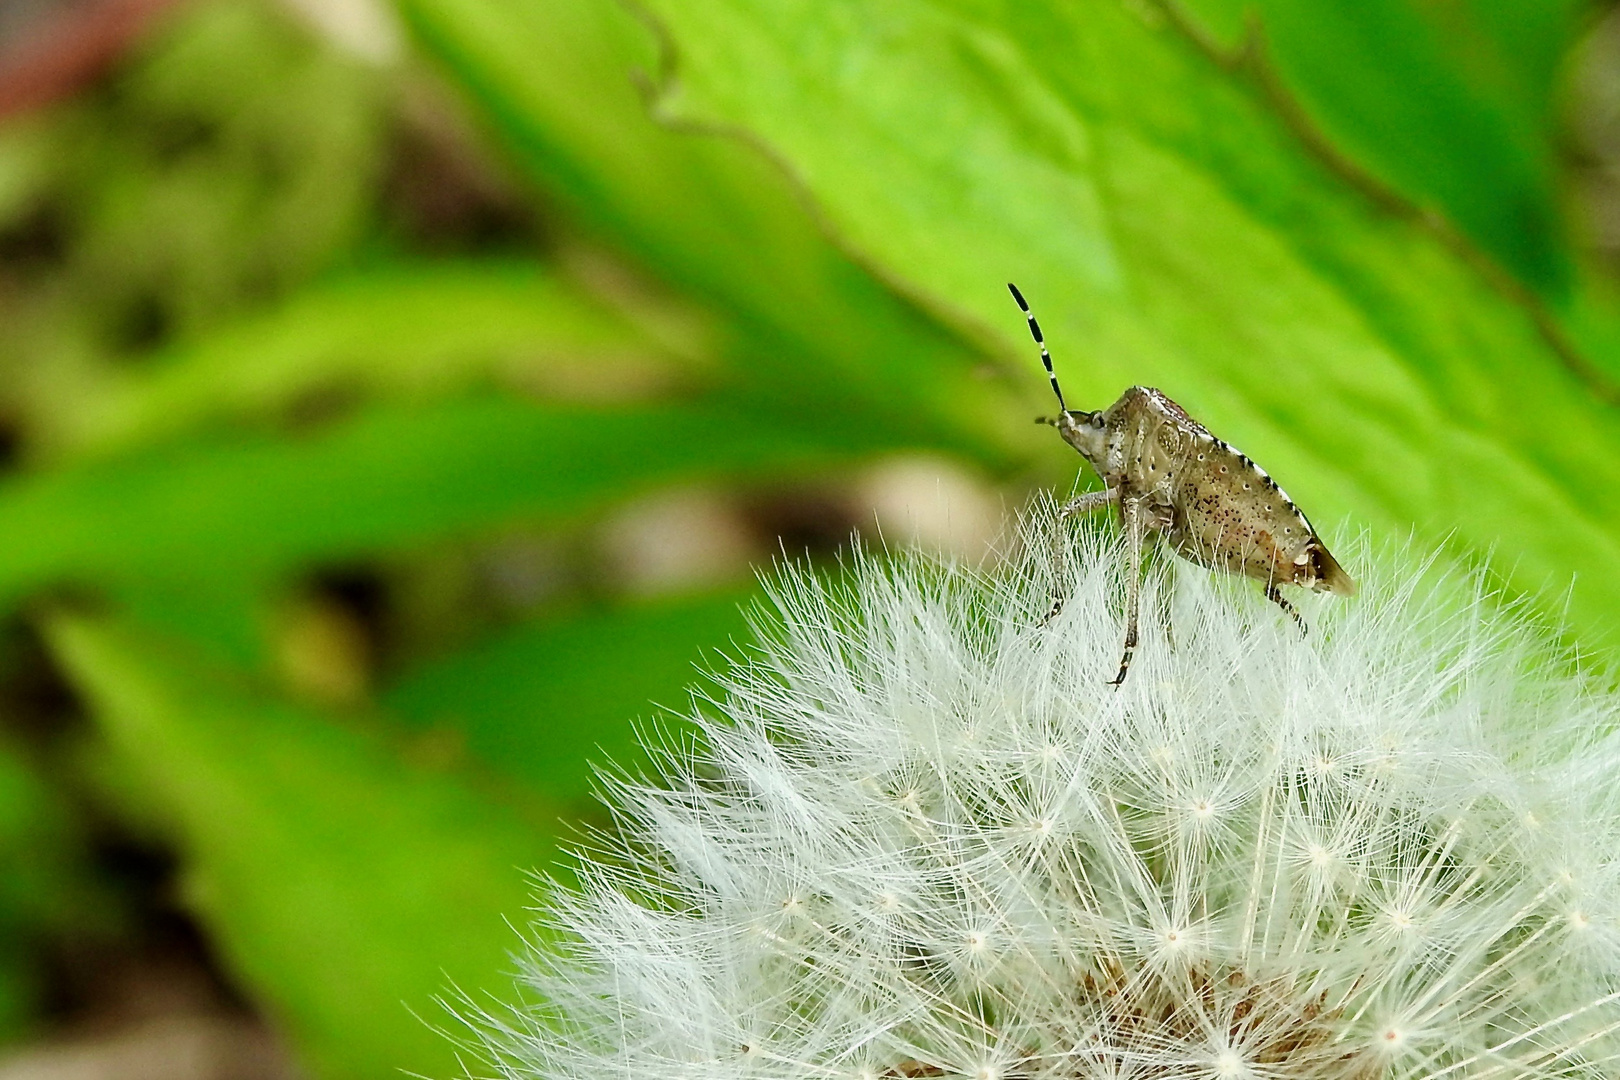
<box><xmin>1007</xmin><ymin>282</ymin><xmax>1065</xmax><ymax>412</ymax></box>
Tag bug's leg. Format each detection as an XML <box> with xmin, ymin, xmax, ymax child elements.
<box><xmin>1109</xmin><ymin>498</ymin><xmax>1144</xmax><ymax>686</ymax></box>
<box><xmin>1058</xmin><ymin>488</ymin><xmax>1119</xmax><ymax>521</ymax></box>
<box><xmin>1041</xmin><ymin>488</ymin><xmax>1118</xmax><ymax>625</ymax></box>
<box><xmin>1265</xmin><ymin>584</ymin><xmax>1308</xmax><ymax>635</ymax></box>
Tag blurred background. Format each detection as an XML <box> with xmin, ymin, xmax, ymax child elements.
<box><xmin>0</xmin><ymin>0</ymin><xmax>1616</xmax><ymax>1077</ymax></box>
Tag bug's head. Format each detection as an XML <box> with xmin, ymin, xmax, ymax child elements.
<box><xmin>1039</xmin><ymin>409</ymin><xmax>1109</xmax><ymax>470</ymax></box>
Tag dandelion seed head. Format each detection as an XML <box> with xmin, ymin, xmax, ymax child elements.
<box><xmin>467</xmin><ymin>507</ymin><xmax>1620</xmax><ymax>1080</ymax></box>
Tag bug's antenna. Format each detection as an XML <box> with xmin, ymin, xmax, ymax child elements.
<box><xmin>1007</xmin><ymin>283</ymin><xmax>1065</xmax><ymax>412</ymax></box>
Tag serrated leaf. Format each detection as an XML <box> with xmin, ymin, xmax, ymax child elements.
<box><xmin>1173</xmin><ymin>0</ymin><xmax>1580</xmax><ymax>295</ymax></box>
<box><xmin>636</xmin><ymin>0</ymin><xmax>1620</xmax><ymax>655</ymax></box>
<box><xmin>44</xmin><ymin>612</ymin><xmax>555</xmax><ymax>1080</ymax></box>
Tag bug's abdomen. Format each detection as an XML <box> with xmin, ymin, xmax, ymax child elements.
<box><xmin>1105</xmin><ymin>387</ymin><xmax>1353</xmax><ymax>596</ymax></box>
<box><xmin>1165</xmin><ymin>447</ymin><xmax>1318</xmax><ymax>587</ymax></box>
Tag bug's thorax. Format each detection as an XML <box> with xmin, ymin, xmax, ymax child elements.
<box><xmin>1057</xmin><ymin>389</ymin><xmax>1160</xmax><ymax>488</ymax></box>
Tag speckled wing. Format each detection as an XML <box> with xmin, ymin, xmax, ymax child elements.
<box><xmin>1129</xmin><ymin>389</ymin><xmax>1353</xmax><ymax>596</ymax></box>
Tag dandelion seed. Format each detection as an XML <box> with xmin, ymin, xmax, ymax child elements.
<box><xmin>460</xmin><ymin>507</ymin><xmax>1620</xmax><ymax>1080</ymax></box>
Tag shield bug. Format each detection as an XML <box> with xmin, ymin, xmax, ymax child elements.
<box><xmin>1008</xmin><ymin>283</ymin><xmax>1354</xmax><ymax>685</ymax></box>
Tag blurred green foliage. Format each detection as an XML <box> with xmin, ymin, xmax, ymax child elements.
<box><xmin>0</xmin><ymin>3</ymin><xmax>386</xmax><ymax>435</ymax></box>
<box><xmin>385</xmin><ymin>589</ymin><xmax>753</xmax><ymax>805</ymax></box>
<box><xmin>46</xmin><ymin>611</ymin><xmax>556</xmax><ymax>1078</ymax></box>
<box><xmin>0</xmin><ymin>729</ymin><xmax>107</xmax><ymax>1040</ymax></box>
<box><xmin>0</xmin><ymin>0</ymin><xmax>1615</xmax><ymax>1077</ymax></box>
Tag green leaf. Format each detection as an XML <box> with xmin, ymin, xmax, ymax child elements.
<box><xmin>1173</xmin><ymin>0</ymin><xmax>1581</xmax><ymax>295</ymax></box>
<box><xmin>385</xmin><ymin>589</ymin><xmax>756</xmax><ymax>807</ymax></box>
<box><xmin>53</xmin><ymin>260</ymin><xmax>700</xmax><ymax>459</ymax></box>
<box><xmin>635</xmin><ymin>0</ymin><xmax>1620</xmax><ymax>656</ymax></box>
<box><xmin>0</xmin><ymin>393</ymin><xmax>885</xmax><ymax>605</ymax></box>
<box><xmin>0</xmin><ymin>734</ymin><xmax>106</xmax><ymax>1042</ymax></box>
<box><xmin>0</xmin><ymin>736</ymin><xmax>100</xmax><ymax>929</ymax></box>
<box><xmin>393</xmin><ymin>0</ymin><xmax>1022</xmax><ymax>464</ymax></box>
<box><xmin>44</xmin><ymin>612</ymin><xmax>555</xmax><ymax>1080</ymax></box>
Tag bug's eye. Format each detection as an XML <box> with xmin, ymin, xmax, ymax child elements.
<box><xmin>1091</xmin><ymin>413</ymin><xmax>1106</xmax><ymax>429</ymax></box>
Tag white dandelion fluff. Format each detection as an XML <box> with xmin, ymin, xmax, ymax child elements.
<box><xmin>469</xmin><ymin>506</ymin><xmax>1620</xmax><ymax>1080</ymax></box>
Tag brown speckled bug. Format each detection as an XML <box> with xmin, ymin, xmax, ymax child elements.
<box><xmin>1009</xmin><ymin>283</ymin><xmax>1354</xmax><ymax>685</ymax></box>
